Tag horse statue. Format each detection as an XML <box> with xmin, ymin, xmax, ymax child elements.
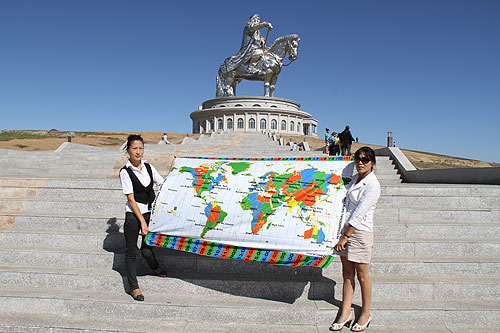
<box><xmin>216</xmin><ymin>34</ymin><xmax>300</xmax><ymax>98</ymax></box>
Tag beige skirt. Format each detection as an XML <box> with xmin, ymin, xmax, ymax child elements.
<box><xmin>339</xmin><ymin>229</ymin><xmax>374</xmax><ymax>264</ymax></box>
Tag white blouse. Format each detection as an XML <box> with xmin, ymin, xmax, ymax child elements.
<box><xmin>119</xmin><ymin>160</ymin><xmax>164</xmax><ymax>214</ymax></box>
<box><xmin>343</xmin><ymin>171</ymin><xmax>381</xmax><ymax>232</ymax></box>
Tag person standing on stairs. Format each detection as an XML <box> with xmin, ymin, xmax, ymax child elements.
<box><xmin>332</xmin><ymin>132</ymin><xmax>341</xmax><ymax>156</ymax></box>
<box><xmin>119</xmin><ymin>134</ymin><xmax>168</xmax><ymax>301</ymax></box>
<box><xmin>339</xmin><ymin>125</ymin><xmax>355</xmax><ymax>156</ymax></box>
<box><xmin>324</xmin><ymin>128</ymin><xmax>331</xmax><ymax>154</ymax></box>
<box><xmin>330</xmin><ymin>147</ymin><xmax>380</xmax><ymax>332</ymax></box>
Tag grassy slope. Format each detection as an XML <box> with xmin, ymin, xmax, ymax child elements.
<box><xmin>0</xmin><ymin>130</ymin><xmax>497</xmax><ymax>169</ymax></box>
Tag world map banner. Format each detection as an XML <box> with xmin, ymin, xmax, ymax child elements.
<box><xmin>145</xmin><ymin>156</ymin><xmax>354</xmax><ymax>268</ymax></box>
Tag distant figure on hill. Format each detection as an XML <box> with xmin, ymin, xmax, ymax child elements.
<box><xmin>340</xmin><ymin>126</ymin><xmax>355</xmax><ymax>156</ymax></box>
<box><xmin>161</xmin><ymin>133</ymin><xmax>169</xmax><ymax>144</ymax></box>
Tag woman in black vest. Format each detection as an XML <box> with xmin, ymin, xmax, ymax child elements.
<box><xmin>119</xmin><ymin>134</ymin><xmax>167</xmax><ymax>301</ymax></box>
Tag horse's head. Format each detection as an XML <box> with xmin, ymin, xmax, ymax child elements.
<box><xmin>286</xmin><ymin>35</ymin><xmax>300</xmax><ymax>62</ymax></box>
<box><xmin>268</xmin><ymin>34</ymin><xmax>300</xmax><ymax>62</ymax></box>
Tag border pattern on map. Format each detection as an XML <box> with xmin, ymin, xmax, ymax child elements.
<box><xmin>145</xmin><ymin>233</ymin><xmax>336</xmax><ymax>268</ymax></box>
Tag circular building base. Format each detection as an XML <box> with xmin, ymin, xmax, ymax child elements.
<box><xmin>190</xmin><ymin>96</ymin><xmax>318</xmax><ymax>137</ymax></box>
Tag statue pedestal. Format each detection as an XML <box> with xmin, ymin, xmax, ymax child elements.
<box><xmin>190</xmin><ymin>96</ymin><xmax>318</xmax><ymax>137</ymax></box>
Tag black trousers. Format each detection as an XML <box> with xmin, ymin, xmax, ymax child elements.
<box><xmin>332</xmin><ymin>145</ymin><xmax>341</xmax><ymax>156</ymax></box>
<box><xmin>341</xmin><ymin>143</ymin><xmax>352</xmax><ymax>156</ymax></box>
<box><xmin>124</xmin><ymin>212</ymin><xmax>159</xmax><ymax>292</ymax></box>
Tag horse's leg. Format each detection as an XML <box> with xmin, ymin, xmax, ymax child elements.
<box><xmin>263</xmin><ymin>72</ymin><xmax>273</xmax><ymax>97</ymax></box>
<box><xmin>270</xmin><ymin>75</ymin><xmax>278</xmax><ymax>97</ymax></box>
<box><xmin>224</xmin><ymin>74</ymin><xmax>235</xmax><ymax>96</ymax></box>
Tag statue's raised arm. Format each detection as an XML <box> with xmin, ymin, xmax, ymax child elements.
<box><xmin>216</xmin><ymin>14</ymin><xmax>299</xmax><ymax>97</ymax></box>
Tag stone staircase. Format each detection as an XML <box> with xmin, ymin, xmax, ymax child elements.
<box><xmin>0</xmin><ymin>132</ymin><xmax>499</xmax><ymax>332</ymax></box>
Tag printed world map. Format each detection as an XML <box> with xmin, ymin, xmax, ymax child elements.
<box><xmin>149</xmin><ymin>157</ymin><xmax>354</xmax><ymax>256</ymax></box>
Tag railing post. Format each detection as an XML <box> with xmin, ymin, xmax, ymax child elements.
<box><xmin>387</xmin><ymin>131</ymin><xmax>393</xmax><ymax>147</ymax></box>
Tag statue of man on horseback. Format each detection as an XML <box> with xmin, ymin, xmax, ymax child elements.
<box><xmin>216</xmin><ymin>14</ymin><xmax>299</xmax><ymax>98</ymax></box>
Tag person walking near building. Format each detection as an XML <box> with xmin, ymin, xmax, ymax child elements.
<box><xmin>340</xmin><ymin>126</ymin><xmax>355</xmax><ymax>156</ymax></box>
<box><xmin>119</xmin><ymin>134</ymin><xmax>168</xmax><ymax>301</ymax></box>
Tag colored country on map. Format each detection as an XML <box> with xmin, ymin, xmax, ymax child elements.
<box><xmin>304</xmin><ymin>226</ymin><xmax>326</xmax><ymax>243</ymax></box>
<box><xmin>201</xmin><ymin>202</ymin><xmax>228</xmax><ymax>238</ymax></box>
<box><xmin>179</xmin><ymin>163</ymin><xmax>227</xmax><ymax>197</ymax></box>
<box><xmin>241</xmin><ymin>192</ymin><xmax>281</xmax><ymax>234</ymax></box>
<box><xmin>227</xmin><ymin>162</ymin><xmax>251</xmax><ymax>175</ymax></box>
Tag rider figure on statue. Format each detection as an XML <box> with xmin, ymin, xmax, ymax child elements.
<box><xmin>230</xmin><ymin>14</ymin><xmax>273</xmax><ymax>74</ymax></box>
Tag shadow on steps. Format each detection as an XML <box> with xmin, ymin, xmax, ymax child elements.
<box><xmin>102</xmin><ymin>218</ymin><xmax>341</xmax><ymax>305</ymax></box>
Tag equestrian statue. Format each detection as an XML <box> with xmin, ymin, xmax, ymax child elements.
<box><xmin>216</xmin><ymin>14</ymin><xmax>300</xmax><ymax>98</ymax></box>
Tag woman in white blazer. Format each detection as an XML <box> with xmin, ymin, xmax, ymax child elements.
<box><xmin>330</xmin><ymin>147</ymin><xmax>381</xmax><ymax>332</ymax></box>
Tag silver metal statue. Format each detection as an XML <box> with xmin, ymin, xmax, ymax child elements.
<box><xmin>216</xmin><ymin>14</ymin><xmax>300</xmax><ymax>97</ymax></box>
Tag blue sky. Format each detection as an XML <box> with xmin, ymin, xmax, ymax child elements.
<box><xmin>1</xmin><ymin>0</ymin><xmax>499</xmax><ymax>162</ymax></box>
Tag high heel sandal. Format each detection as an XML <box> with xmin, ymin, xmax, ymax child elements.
<box><xmin>351</xmin><ymin>316</ymin><xmax>372</xmax><ymax>332</ymax></box>
<box><xmin>329</xmin><ymin>311</ymin><xmax>353</xmax><ymax>331</ymax></box>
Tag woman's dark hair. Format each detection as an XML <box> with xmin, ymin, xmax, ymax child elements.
<box><xmin>126</xmin><ymin>134</ymin><xmax>144</xmax><ymax>150</ymax></box>
<box><xmin>354</xmin><ymin>146</ymin><xmax>376</xmax><ymax>164</ymax></box>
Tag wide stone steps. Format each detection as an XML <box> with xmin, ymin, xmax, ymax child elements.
<box><xmin>0</xmin><ymin>313</ymin><xmax>492</xmax><ymax>333</ymax></box>
<box><xmin>0</xmin><ymin>178</ymin><xmax>121</xmax><ymax>189</ymax></box>
<box><xmin>0</xmin><ymin>286</ymin><xmax>499</xmax><ymax>329</ymax></box>
<box><xmin>0</xmin><ymin>169</ymin><xmax>115</xmax><ymax>178</ymax></box>
<box><xmin>0</xmin><ymin>158</ymin><xmax>119</xmax><ymax>164</ymax></box>
<box><xmin>375</xmin><ymin>206</ymin><xmax>500</xmax><ymax>222</ymax></box>
<box><xmin>1</xmin><ymin>265</ymin><xmax>499</xmax><ymax>302</ymax></box>
<box><xmin>377</xmin><ymin>195</ymin><xmax>500</xmax><ymax>208</ymax></box>
<box><xmin>376</xmin><ymin>222</ymin><xmax>500</xmax><ymax>238</ymax></box>
<box><xmin>0</xmin><ymin>311</ymin><xmax>332</xmax><ymax>333</ymax></box>
<box><xmin>0</xmin><ymin>243</ymin><xmax>499</xmax><ymax>278</ymax></box>
<box><xmin>0</xmin><ymin>156</ymin><xmax>400</xmax><ymax>184</ymax></box>
<box><xmin>381</xmin><ymin>184</ymin><xmax>500</xmax><ymax>196</ymax></box>
<box><xmin>0</xmin><ymin>187</ymin><xmax>124</xmax><ymax>201</ymax></box>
